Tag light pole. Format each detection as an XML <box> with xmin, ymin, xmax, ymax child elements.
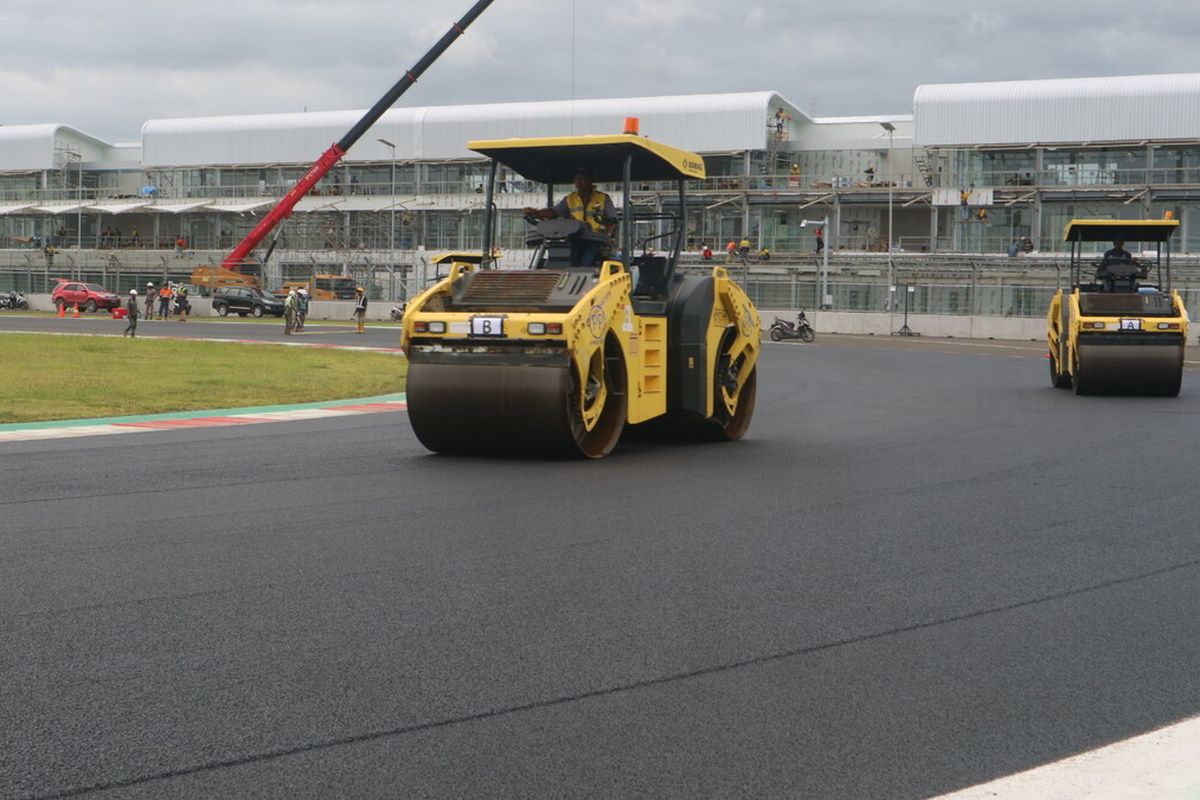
<box><xmin>880</xmin><ymin>121</ymin><xmax>896</xmax><ymax>297</ymax></box>
<box><xmin>800</xmin><ymin>216</ymin><xmax>830</xmax><ymax>309</ymax></box>
<box><xmin>377</xmin><ymin>138</ymin><xmax>396</xmax><ymax>269</ymax></box>
<box><xmin>74</xmin><ymin>151</ymin><xmax>82</xmax><ymax>250</ymax></box>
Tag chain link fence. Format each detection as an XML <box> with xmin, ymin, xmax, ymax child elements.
<box><xmin>6</xmin><ymin>249</ymin><xmax>1200</xmax><ymax>320</ymax></box>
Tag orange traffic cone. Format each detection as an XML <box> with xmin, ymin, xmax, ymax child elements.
<box><xmin>71</xmin><ymin>304</ymin><xmax>80</xmax><ymax>318</ymax></box>
<box><xmin>58</xmin><ymin>303</ymin><xmax>65</xmax><ymax>319</ymax></box>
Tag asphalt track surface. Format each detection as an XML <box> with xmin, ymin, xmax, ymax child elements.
<box><xmin>3</xmin><ymin>336</ymin><xmax>1200</xmax><ymax>799</ymax></box>
<box><xmin>0</xmin><ymin>314</ymin><xmax>401</xmax><ymax>349</ymax></box>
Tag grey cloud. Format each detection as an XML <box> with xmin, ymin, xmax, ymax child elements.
<box><xmin>1</xmin><ymin>0</ymin><xmax>1197</xmax><ymax>141</ymax></box>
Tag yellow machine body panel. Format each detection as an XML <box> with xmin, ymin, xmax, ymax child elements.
<box><xmin>190</xmin><ymin>265</ymin><xmax>260</xmax><ymax>292</ymax></box>
<box><xmin>467</xmin><ymin>135</ymin><xmax>707</xmax><ymax>183</ymax></box>
<box><xmin>400</xmin><ymin>133</ymin><xmax>759</xmax><ymax>457</ymax></box>
<box><xmin>402</xmin><ymin>259</ymin><xmax>760</xmax><ymax>456</ymax></box>
<box><xmin>1048</xmin><ymin>218</ymin><xmax>1187</xmax><ymax>396</ymax></box>
<box><xmin>401</xmin><ymin>260</ymin><xmax>760</xmax><ymax>430</ymax></box>
<box><xmin>276</xmin><ymin>274</ymin><xmax>359</xmax><ymax>301</ymax></box>
<box><xmin>1047</xmin><ymin>287</ymin><xmax>1187</xmax><ymax>395</ymax></box>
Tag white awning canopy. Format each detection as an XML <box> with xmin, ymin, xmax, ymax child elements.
<box><xmin>204</xmin><ymin>200</ymin><xmax>273</xmax><ymax>214</ymax></box>
<box><xmin>32</xmin><ymin>202</ymin><xmax>90</xmax><ymax>214</ymax></box>
<box><xmin>151</xmin><ymin>200</ymin><xmax>212</xmax><ymax>214</ymax></box>
<box><xmin>0</xmin><ymin>203</ymin><xmax>35</xmax><ymax>215</ymax></box>
<box><xmin>86</xmin><ymin>201</ymin><xmax>151</xmax><ymax>215</ymax></box>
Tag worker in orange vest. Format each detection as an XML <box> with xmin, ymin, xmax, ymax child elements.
<box><xmin>158</xmin><ymin>283</ymin><xmax>173</xmax><ymax>320</ymax></box>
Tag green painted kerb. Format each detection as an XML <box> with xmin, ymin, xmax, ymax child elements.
<box><xmin>0</xmin><ymin>393</ymin><xmax>407</xmax><ymax>432</ymax></box>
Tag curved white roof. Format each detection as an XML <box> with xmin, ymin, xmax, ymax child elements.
<box><xmin>915</xmin><ymin>73</ymin><xmax>1200</xmax><ymax>147</ymax></box>
<box><xmin>141</xmin><ymin>92</ymin><xmax>805</xmax><ymax>167</ymax></box>
<box><xmin>0</xmin><ymin>124</ymin><xmax>112</xmax><ymax>170</ymax></box>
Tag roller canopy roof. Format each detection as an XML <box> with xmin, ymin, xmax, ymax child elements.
<box><xmin>1063</xmin><ymin>219</ymin><xmax>1180</xmax><ymax>243</ymax></box>
<box><xmin>467</xmin><ymin>135</ymin><xmax>707</xmax><ymax>184</ymax></box>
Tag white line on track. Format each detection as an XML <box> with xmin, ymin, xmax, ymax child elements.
<box><xmin>933</xmin><ymin>714</ymin><xmax>1200</xmax><ymax>799</ymax></box>
<box><xmin>0</xmin><ymin>329</ymin><xmax>404</xmax><ymax>353</ymax></box>
<box><xmin>0</xmin><ymin>424</ymin><xmax>143</xmax><ymax>442</ymax></box>
<box><xmin>762</xmin><ymin>337</ymin><xmax>1044</xmax><ymax>353</ymax></box>
<box><xmin>0</xmin><ymin>403</ymin><xmax>407</xmax><ymax>443</ymax></box>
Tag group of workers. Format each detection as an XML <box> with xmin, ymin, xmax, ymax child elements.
<box><xmin>283</xmin><ymin>289</ymin><xmax>309</xmax><ymax>335</ymax></box>
<box><xmin>282</xmin><ymin>285</ymin><xmax>368</xmax><ymax>335</ymax></box>
<box><xmin>122</xmin><ymin>282</ymin><xmax>370</xmax><ymax>338</ymax></box>
<box><xmin>122</xmin><ymin>282</ymin><xmax>190</xmax><ymax>337</ymax></box>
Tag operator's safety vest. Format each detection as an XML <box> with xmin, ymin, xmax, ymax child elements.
<box><xmin>566</xmin><ymin>191</ymin><xmax>609</xmax><ymax>234</ymax></box>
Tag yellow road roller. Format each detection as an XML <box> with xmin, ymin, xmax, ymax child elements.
<box><xmin>1047</xmin><ymin>219</ymin><xmax>1187</xmax><ymax>395</ymax></box>
<box><xmin>400</xmin><ymin>133</ymin><xmax>761</xmax><ymax>457</ymax></box>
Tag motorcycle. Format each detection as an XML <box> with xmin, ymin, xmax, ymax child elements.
<box><xmin>390</xmin><ymin>303</ymin><xmax>406</xmax><ymax>322</ymax></box>
<box><xmin>0</xmin><ymin>291</ymin><xmax>30</xmax><ymax>311</ymax></box>
<box><xmin>769</xmin><ymin>312</ymin><xmax>815</xmax><ymax>343</ymax></box>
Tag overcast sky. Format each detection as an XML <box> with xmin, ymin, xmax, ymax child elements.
<box><xmin>2</xmin><ymin>0</ymin><xmax>1196</xmax><ymax>142</ymax></box>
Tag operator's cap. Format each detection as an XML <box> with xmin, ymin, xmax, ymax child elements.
<box><xmin>356</xmin><ymin>286</ymin><xmax>364</xmax><ymax>293</ymax></box>
<box><xmin>130</xmin><ymin>289</ymin><xmax>138</xmax><ymax>296</ymax></box>
<box><xmin>146</xmin><ymin>282</ymin><xmax>153</xmax><ymax>287</ymax></box>
<box><xmin>573</xmin><ymin>166</ymin><xmax>591</xmax><ymax>178</ymax></box>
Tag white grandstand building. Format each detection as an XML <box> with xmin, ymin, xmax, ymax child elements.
<box><xmin>3</xmin><ymin>72</ymin><xmax>1200</xmax><ymax>260</ymax></box>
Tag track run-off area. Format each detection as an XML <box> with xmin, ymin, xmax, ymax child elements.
<box><xmin>2</xmin><ymin>324</ymin><xmax>1199</xmax><ymax>798</ymax></box>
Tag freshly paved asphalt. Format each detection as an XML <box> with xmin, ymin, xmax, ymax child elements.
<box><xmin>3</xmin><ymin>338</ymin><xmax>1200</xmax><ymax>798</ymax></box>
<box><xmin>0</xmin><ymin>314</ymin><xmax>402</xmax><ymax>349</ymax></box>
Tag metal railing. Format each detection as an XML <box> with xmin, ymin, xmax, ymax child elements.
<box><xmin>928</xmin><ymin>165</ymin><xmax>1200</xmax><ymax>190</ymax></box>
<box><xmin>11</xmin><ymin>166</ymin><xmax>1200</xmax><ymax>210</ymax></box>
<box><xmin>8</xmin><ymin>250</ymin><xmax>1200</xmax><ymax>321</ymax></box>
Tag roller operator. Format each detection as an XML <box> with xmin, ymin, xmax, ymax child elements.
<box><xmin>1098</xmin><ymin>239</ymin><xmax>1146</xmax><ymax>292</ymax></box>
<box><xmin>523</xmin><ymin>167</ymin><xmax>617</xmax><ymax>266</ymax></box>
<box><xmin>1102</xmin><ymin>239</ymin><xmax>1136</xmax><ymax>266</ymax></box>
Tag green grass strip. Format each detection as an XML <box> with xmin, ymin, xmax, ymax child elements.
<box><xmin>0</xmin><ymin>334</ymin><xmax>407</xmax><ymax>425</ymax></box>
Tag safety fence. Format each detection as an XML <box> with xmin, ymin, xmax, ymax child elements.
<box><xmin>0</xmin><ymin>249</ymin><xmax>431</xmax><ymax>303</ymax></box>
<box><xmin>6</xmin><ymin>250</ymin><xmax>1200</xmax><ymax>319</ymax></box>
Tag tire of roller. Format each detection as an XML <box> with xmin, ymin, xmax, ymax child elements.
<box><xmin>406</xmin><ymin>341</ymin><xmax>627</xmax><ymax>458</ymax></box>
<box><xmin>1072</xmin><ymin>343</ymin><xmax>1183</xmax><ymax>397</ymax></box>
<box><xmin>710</xmin><ymin>365</ymin><xmax>757</xmax><ymax>440</ymax></box>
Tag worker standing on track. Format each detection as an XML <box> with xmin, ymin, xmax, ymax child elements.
<box><xmin>283</xmin><ymin>290</ymin><xmax>298</xmax><ymax>336</ymax></box>
<box><xmin>158</xmin><ymin>283</ymin><xmax>172</xmax><ymax>320</ymax></box>
<box><xmin>123</xmin><ymin>290</ymin><xmax>139</xmax><ymax>337</ymax></box>
<box><xmin>296</xmin><ymin>289</ymin><xmax>309</xmax><ymax>332</ymax></box>
<box><xmin>353</xmin><ymin>286</ymin><xmax>368</xmax><ymax>334</ymax></box>
<box><xmin>175</xmin><ymin>285</ymin><xmax>190</xmax><ymax>321</ymax></box>
<box><xmin>144</xmin><ymin>283</ymin><xmax>156</xmax><ymax>321</ymax></box>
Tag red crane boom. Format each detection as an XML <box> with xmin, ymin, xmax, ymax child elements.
<box><xmin>221</xmin><ymin>0</ymin><xmax>496</xmax><ymax>271</ymax></box>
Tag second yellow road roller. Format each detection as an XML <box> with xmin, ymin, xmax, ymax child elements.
<box><xmin>400</xmin><ymin>132</ymin><xmax>761</xmax><ymax>457</ymax></box>
<box><xmin>1047</xmin><ymin>219</ymin><xmax>1187</xmax><ymax>396</ymax></box>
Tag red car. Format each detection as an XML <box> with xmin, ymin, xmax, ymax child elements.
<box><xmin>52</xmin><ymin>280</ymin><xmax>121</xmax><ymax>313</ymax></box>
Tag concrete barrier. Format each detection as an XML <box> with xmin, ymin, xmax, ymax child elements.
<box><xmin>758</xmin><ymin>309</ymin><xmax>1045</xmax><ymax>341</ymax></box>
<box><xmin>23</xmin><ymin>294</ymin><xmax>396</xmax><ymax>322</ymax></box>
<box><xmin>305</xmin><ymin>300</ymin><xmax>395</xmax><ymax>322</ymax></box>
<box><xmin>21</xmin><ymin>294</ymin><xmax>1044</xmax><ymax>339</ymax></box>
